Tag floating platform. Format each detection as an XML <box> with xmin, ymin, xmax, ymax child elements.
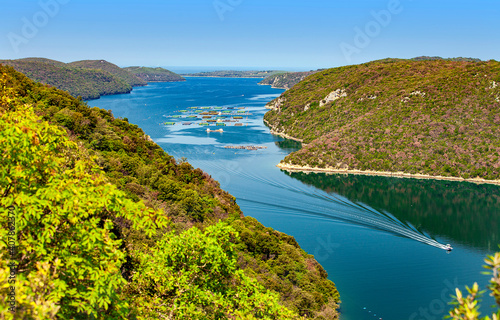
<box><xmin>172</xmin><ymin>115</ymin><xmax>181</xmax><ymax>118</ymax></box>
<box><xmin>224</xmin><ymin>145</ymin><xmax>267</xmax><ymax>150</ymax></box>
<box><xmin>199</xmin><ymin>122</ymin><xmax>209</xmax><ymax>126</ymax></box>
<box><xmin>164</xmin><ymin>122</ymin><xmax>176</xmax><ymax>125</ymax></box>
<box><xmin>207</xmin><ymin>128</ymin><xmax>223</xmax><ymax>132</ymax></box>
<box><xmin>234</xmin><ymin>123</ymin><xmax>243</xmax><ymax>126</ymax></box>
<box><xmin>182</xmin><ymin>122</ymin><xmax>193</xmax><ymax>125</ymax></box>
<box><xmin>216</xmin><ymin>123</ymin><xmax>226</xmax><ymax>126</ymax></box>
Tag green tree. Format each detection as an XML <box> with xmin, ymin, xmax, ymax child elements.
<box><xmin>128</xmin><ymin>222</ymin><xmax>302</xmax><ymax>319</ymax></box>
<box><xmin>0</xmin><ymin>87</ymin><xmax>166</xmax><ymax>319</ymax></box>
<box><xmin>447</xmin><ymin>248</ymin><xmax>500</xmax><ymax>320</ymax></box>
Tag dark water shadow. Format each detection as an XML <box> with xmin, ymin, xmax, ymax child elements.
<box><xmin>282</xmin><ymin>171</ymin><xmax>500</xmax><ymax>251</ymax></box>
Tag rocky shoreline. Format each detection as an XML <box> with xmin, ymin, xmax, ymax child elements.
<box><xmin>277</xmin><ymin>162</ymin><xmax>500</xmax><ymax>186</ymax></box>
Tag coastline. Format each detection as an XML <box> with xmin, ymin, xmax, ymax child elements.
<box><xmin>277</xmin><ymin>162</ymin><xmax>500</xmax><ymax>186</ymax></box>
<box><xmin>263</xmin><ymin>119</ymin><xmax>305</xmax><ymax>144</ymax></box>
<box><xmin>182</xmin><ymin>75</ymin><xmax>266</xmax><ymax>79</ymax></box>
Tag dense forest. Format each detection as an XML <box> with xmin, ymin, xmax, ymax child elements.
<box><xmin>264</xmin><ymin>58</ymin><xmax>500</xmax><ymax>181</ymax></box>
<box><xmin>124</xmin><ymin>66</ymin><xmax>186</xmax><ymax>82</ymax></box>
<box><xmin>0</xmin><ymin>65</ymin><xmax>339</xmax><ymax>319</ymax></box>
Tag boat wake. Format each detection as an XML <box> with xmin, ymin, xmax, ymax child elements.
<box><xmin>203</xmin><ymin>162</ymin><xmax>452</xmax><ymax>251</ymax></box>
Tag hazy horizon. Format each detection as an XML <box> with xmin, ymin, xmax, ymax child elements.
<box><xmin>2</xmin><ymin>0</ymin><xmax>499</xmax><ymax>69</ymax></box>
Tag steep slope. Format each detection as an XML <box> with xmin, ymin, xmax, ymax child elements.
<box><xmin>0</xmin><ymin>65</ymin><xmax>339</xmax><ymax>319</ymax></box>
<box><xmin>264</xmin><ymin>59</ymin><xmax>500</xmax><ymax>181</ymax></box>
<box><xmin>0</xmin><ymin>58</ymin><xmax>132</xmax><ymax>100</ymax></box>
<box><xmin>69</xmin><ymin>59</ymin><xmax>147</xmax><ymax>86</ymax></box>
<box><xmin>259</xmin><ymin>70</ymin><xmax>322</xmax><ymax>89</ymax></box>
<box><xmin>124</xmin><ymin>66</ymin><xmax>185</xmax><ymax>82</ymax></box>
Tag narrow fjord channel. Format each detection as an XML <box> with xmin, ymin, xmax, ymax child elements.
<box><xmin>90</xmin><ymin>77</ymin><xmax>498</xmax><ymax>320</ymax></box>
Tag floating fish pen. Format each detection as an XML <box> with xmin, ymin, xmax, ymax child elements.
<box><xmin>195</xmin><ymin>110</ymin><xmax>203</xmax><ymax>113</ymax></box>
<box><xmin>237</xmin><ymin>107</ymin><xmax>245</xmax><ymax>109</ymax></box>
<box><xmin>224</xmin><ymin>145</ymin><xmax>267</xmax><ymax>150</ymax></box>
<box><xmin>200</xmin><ymin>107</ymin><xmax>210</xmax><ymax>109</ymax></box>
<box><xmin>234</xmin><ymin>123</ymin><xmax>243</xmax><ymax>126</ymax></box>
<box><xmin>222</xmin><ymin>110</ymin><xmax>231</xmax><ymax>113</ymax></box>
<box><xmin>182</xmin><ymin>122</ymin><xmax>193</xmax><ymax>125</ymax></box>
<box><xmin>213</xmin><ymin>107</ymin><xmax>223</xmax><ymax>110</ymax></box>
<box><xmin>187</xmin><ymin>115</ymin><xmax>197</xmax><ymax>118</ymax></box>
<box><xmin>199</xmin><ymin>122</ymin><xmax>209</xmax><ymax>126</ymax></box>
<box><xmin>179</xmin><ymin>110</ymin><xmax>188</xmax><ymax>113</ymax></box>
<box><xmin>233</xmin><ymin>116</ymin><xmax>243</xmax><ymax>119</ymax></box>
<box><xmin>202</xmin><ymin>116</ymin><xmax>212</xmax><ymax>119</ymax></box>
<box><xmin>189</xmin><ymin>107</ymin><xmax>198</xmax><ymax>109</ymax></box>
<box><xmin>171</xmin><ymin>115</ymin><xmax>182</xmax><ymax>118</ymax></box>
<box><xmin>216</xmin><ymin>123</ymin><xmax>226</xmax><ymax>126</ymax></box>
<box><xmin>164</xmin><ymin>122</ymin><xmax>176</xmax><ymax>125</ymax></box>
<box><xmin>237</xmin><ymin>110</ymin><xmax>246</xmax><ymax>113</ymax></box>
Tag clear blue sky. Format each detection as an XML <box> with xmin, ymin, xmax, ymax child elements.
<box><xmin>1</xmin><ymin>0</ymin><xmax>499</xmax><ymax>70</ymax></box>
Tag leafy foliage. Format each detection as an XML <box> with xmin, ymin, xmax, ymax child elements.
<box><xmin>0</xmin><ymin>84</ymin><xmax>167</xmax><ymax>318</ymax></box>
<box><xmin>264</xmin><ymin>59</ymin><xmax>500</xmax><ymax>180</ymax></box>
<box><xmin>447</xmin><ymin>249</ymin><xmax>500</xmax><ymax>320</ymax></box>
<box><xmin>128</xmin><ymin>222</ymin><xmax>301</xmax><ymax>319</ymax></box>
<box><xmin>0</xmin><ymin>65</ymin><xmax>340</xmax><ymax>319</ymax></box>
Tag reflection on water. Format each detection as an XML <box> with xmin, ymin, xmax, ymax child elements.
<box><xmin>283</xmin><ymin>171</ymin><xmax>500</xmax><ymax>250</ymax></box>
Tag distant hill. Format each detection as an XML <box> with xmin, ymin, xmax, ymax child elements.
<box><xmin>124</xmin><ymin>66</ymin><xmax>185</xmax><ymax>82</ymax></box>
<box><xmin>411</xmin><ymin>56</ymin><xmax>482</xmax><ymax>62</ymax></box>
<box><xmin>182</xmin><ymin>70</ymin><xmax>284</xmax><ymax>78</ymax></box>
<box><xmin>0</xmin><ymin>58</ymin><xmax>133</xmax><ymax>100</ymax></box>
<box><xmin>259</xmin><ymin>70</ymin><xmax>323</xmax><ymax>89</ymax></box>
<box><xmin>264</xmin><ymin>58</ymin><xmax>500</xmax><ymax>182</ymax></box>
<box><xmin>69</xmin><ymin>60</ymin><xmax>147</xmax><ymax>86</ymax></box>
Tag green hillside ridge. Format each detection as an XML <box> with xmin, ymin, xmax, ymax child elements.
<box><xmin>0</xmin><ymin>65</ymin><xmax>339</xmax><ymax>319</ymax></box>
<box><xmin>124</xmin><ymin>66</ymin><xmax>185</xmax><ymax>82</ymax></box>
<box><xmin>0</xmin><ymin>58</ymin><xmax>133</xmax><ymax>100</ymax></box>
<box><xmin>69</xmin><ymin>60</ymin><xmax>147</xmax><ymax>87</ymax></box>
<box><xmin>264</xmin><ymin>58</ymin><xmax>500</xmax><ymax>181</ymax></box>
<box><xmin>259</xmin><ymin>70</ymin><xmax>323</xmax><ymax>90</ymax></box>
<box><xmin>182</xmin><ymin>70</ymin><xmax>285</xmax><ymax>78</ymax></box>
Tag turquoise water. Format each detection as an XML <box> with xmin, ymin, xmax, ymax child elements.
<box><xmin>90</xmin><ymin>77</ymin><xmax>499</xmax><ymax>320</ymax></box>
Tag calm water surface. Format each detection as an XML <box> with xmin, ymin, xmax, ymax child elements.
<box><xmin>90</xmin><ymin>77</ymin><xmax>498</xmax><ymax>320</ymax></box>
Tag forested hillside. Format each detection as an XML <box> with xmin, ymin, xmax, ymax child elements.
<box><xmin>68</xmin><ymin>60</ymin><xmax>147</xmax><ymax>87</ymax></box>
<box><xmin>0</xmin><ymin>58</ymin><xmax>137</xmax><ymax>100</ymax></box>
<box><xmin>0</xmin><ymin>65</ymin><xmax>339</xmax><ymax>319</ymax></box>
<box><xmin>124</xmin><ymin>66</ymin><xmax>186</xmax><ymax>82</ymax></box>
<box><xmin>264</xmin><ymin>59</ymin><xmax>500</xmax><ymax>181</ymax></box>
